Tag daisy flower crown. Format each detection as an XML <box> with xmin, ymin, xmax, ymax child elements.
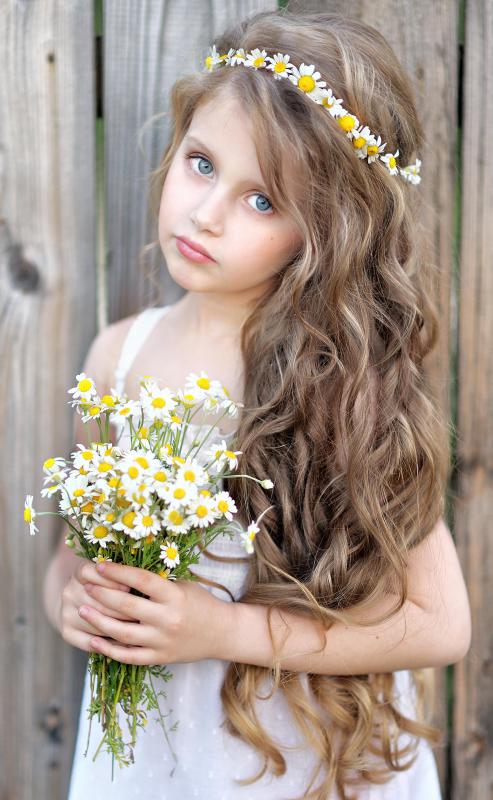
<box><xmin>203</xmin><ymin>45</ymin><xmax>421</xmax><ymax>185</ymax></box>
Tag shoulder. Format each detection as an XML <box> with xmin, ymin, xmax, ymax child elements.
<box><xmin>82</xmin><ymin>312</ymin><xmax>141</xmax><ymax>396</ymax></box>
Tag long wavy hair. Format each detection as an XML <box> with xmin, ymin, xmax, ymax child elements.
<box><xmin>141</xmin><ymin>9</ymin><xmax>451</xmax><ymax>799</ymax></box>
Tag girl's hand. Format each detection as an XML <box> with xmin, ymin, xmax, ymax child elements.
<box><xmin>58</xmin><ymin>558</ymin><xmax>132</xmax><ymax>653</ymax></box>
<box><xmin>78</xmin><ymin>561</ymin><xmax>235</xmax><ymax>666</ymax></box>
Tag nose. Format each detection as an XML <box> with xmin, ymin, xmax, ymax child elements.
<box><xmin>190</xmin><ymin>185</ymin><xmax>226</xmax><ymax>235</ymax></box>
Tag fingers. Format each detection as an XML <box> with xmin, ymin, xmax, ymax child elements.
<box><xmin>78</xmin><ymin>605</ymin><xmax>151</xmax><ymax>647</ymax></box>
<box><xmin>94</xmin><ymin>561</ymin><xmax>168</xmax><ymax>601</ymax></box>
<box><xmin>81</xmin><ymin>585</ymin><xmax>135</xmax><ymax>622</ymax></box>
<box><xmin>75</xmin><ymin>558</ymin><xmax>132</xmax><ymax>594</ymax></box>
<box><xmin>89</xmin><ymin>635</ymin><xmax>155</xmax><ymax>665</ymax></box>
<box><xmin>84</xmin><ymin>583</ymin><xmax>156</xmax><ymax>624</ymax></box>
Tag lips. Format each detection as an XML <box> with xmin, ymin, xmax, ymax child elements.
<box><xmin>176</xmin><ymin>236</ymin><xmax>215</xmax><ymax>261</ymax></box>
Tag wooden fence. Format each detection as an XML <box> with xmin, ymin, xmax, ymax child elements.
<box><xmin>0</xmin><ymin>0</ymin><xmax>490</xmax><ymax>798</ymax></box>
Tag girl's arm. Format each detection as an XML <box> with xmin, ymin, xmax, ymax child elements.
<box><xmin>223</xmin><ymin>517</ymin><xmax>472</xmax><ymax>674</ymax></box>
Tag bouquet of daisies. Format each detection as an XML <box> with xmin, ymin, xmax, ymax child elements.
<box><xmin>24</xmin><ymin>370</ymin><xmax>272</xmax><ymax>777</ymax></box>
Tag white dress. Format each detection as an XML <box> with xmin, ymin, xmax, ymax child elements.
<box><xmin>67</xmin><ymin>305</ymin><xmax>442</xmax><ymax>800</ymax></box>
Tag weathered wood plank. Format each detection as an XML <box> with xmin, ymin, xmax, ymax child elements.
<box><xmin>452</xmin><ymin>0</ymin><xmax>493</xmax><ymax>796</ymax></box>
<box><xmin>0</xmin><ymin>2</ymin><xmax>96</xmax><ymax>799</ymax></box>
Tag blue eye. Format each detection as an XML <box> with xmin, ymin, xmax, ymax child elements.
<box><xmin>188</xmin><ymin>154</ymin><xmax>213</xmax><ymax>176</ymax></box>
<box><xmin>247</xmin><ymin>194</ymin><xmax>273</xmax><ymax>214</ymax></box>
<box><xmin>185</xmin><ymin>153</ymin><xmax>274</xmax><ymax>214</ymax></box>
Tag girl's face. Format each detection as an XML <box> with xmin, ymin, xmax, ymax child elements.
<box><xmin>158</xmin><ymin>90</ymin><xmax>303</xmax><ymax>302</ymax></box>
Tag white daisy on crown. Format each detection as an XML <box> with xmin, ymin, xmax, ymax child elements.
<box><xmin>203</xmin><ymin>45</ymin><xmax>421</xmax><ymax>185</ymax></box>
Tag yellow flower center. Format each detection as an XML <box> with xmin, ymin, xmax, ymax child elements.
<box><xmin>339</xmin><ymin>115</ymin><xmax>356</xmax><ymax>132</ymax></box>
<box><xmin>43</xmin><ymin>458</ymin><xmax>55</xmax><ymax>470</ymax></box>
<box><xmin>136</xmin><ymin>457</ymin><xmax>149</xmax><ymax>469</ymax></box>
<box><xmin>98</xmin><ymin>461</ymin><xmax>112</xmax><ymax>473</ymax></box>
<box><xmin>154</xmin><ymin>470</ymin><xmax>166</xmax><ymax>482</ymax></box>
<box><xmin>205</xmin><ymin>55</ymin><xmax>213</xmax><ymax>70</ymax></box>
<box><xmin>105</xmin><ymin>512</ymin><xmax>116</xmax><ymax>522</ymax></box>
<box><xmin>142</xmin><ymin>515</ymin><xmax>153</xmax><ymax>528</ymax></box>
<box><xmin>128</xmin><ymin>466</ymin><xmax>139</xmax><ymax>479</ymax></box>
<box><xmin>322</xmin><ymin>96</ymin><xmax>334</xmax><ymax>108</ymax></box>
<box><xmin>389</xmin><ymin>156</ymin><xmax>397</xmax><ymax>168</ymax></box>
<box><xmin>183</xmin><ymin>469</ymin><xmax>196</xmax><ymax>482</ymax></box>
<box><xmin>94</xmin><ymin>525</ymin><xmax>108</xmax><ymax>539</ymax></box>
<box><xmin>171</xmin><ymin>415</ymin><xmax>181</xmax><ymax>424</ymax></box>
<box><xmin>108</xmin><ymin>476</ymin><xmax>119</xmax><ymax>487</ymax></box>
<box><xmin>367</xmin><ymin>144</ymin><xmax>378</xmax><ymax>156</ymax></box>
<box><xmin>145</xmin><ymin>533</ymin><xmax>154</xmax><ymax>543</ymax></box>
<box><xmin>78</xmin><ymin>378</ymin><xmax>92</xmax><ymax>392</ymax></box>
<box><xmin>199</xmin><ymin>489</ymin><xmax>211</xmax><ymax>497</ymax></box>
<box><xmin>196</xmin><ymin>505</ymin><xmax>208</xmax><ymax>518</ymax></box>
<box><xmin>218</xmin><ymin>500</ymin><xmax>229</xmax><ymax>512</ymax></box>
<box><xmin>197</xmin><ymin>377</ymin><xmax>210</xmax><ymax>390</ymax></box>
<box><xmin>165</xmin><ymin>545</ymin><xmax>178</xmax><ymax>559</ymax></box>
<box><xmin>224</xmin><ymin>450</ymin><xmax>236</xmax><ymax>459</ymax></box>
<box><xmin>137</xmin><ymin>426</ymin><xmax>149</xmax><ymax>438</ymax></box>
<box><xmin>101</xmin><ymin>394</ymin><xmax>115</xmax><ymax>406</ymax></box>
<box><xmin>122</xmin><ymin>511</ymin><xmax>136</xmax><ymax>528</ymax></box>
<box><xmin>169</xmin><ymin>510</ymin><xmax>183</xmax><ymax>525</ymax></box>
<box><xmin>89</xmin><ymin>407</ymin><xmax>101</xmax><ymax>417</ymax></box>
<box><xmin>298</xmin><ymin>75</ymin><xmax>316</xmax><ymax>93</ymax></box>
<box><xmin>81</xmin><ymin>502</ymin><xmax>94</xmax><ymax>513</ymax></box>
<box><xmin>152</xmin><ymin>397</ymin><xmax>166</xmax><ymax>408</ymax></box>
<box><xmin>173</xmin><ymin>487</ymin><xmax>186</xmax><ymax>500</ymax></box>
<box><xmin>353</xmin><ymin>136</ymin><xmax>366</xmax><ymax>149</ymax></box>
<box><xmin>73</xmin><ymin>488</ymin><xmax>85</xmax><ymax>497</ymax></box>
<box><xmin>24</xmin><ymin>508</ymin><xmax>32</xmax><ymax>523</ymax></box>
<box><xmin>253</xmin><ymin>56</ymin><xmax>265</xmax><ymax>68</ymax></box>
<box><xmin>274</xmin><ymin>62</ymin><xmax>286</xmax><ymax>74</ymax></box>
<box><xmin>82</xmin><ymin>451</ymin><xmax>93</xmax><ymax>461</ymax></box>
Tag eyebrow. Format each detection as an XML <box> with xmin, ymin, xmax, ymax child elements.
<box><xmin>183</xmin><ymin>133</ymin><xmax>270</xmax><ymax>194</ymax></box>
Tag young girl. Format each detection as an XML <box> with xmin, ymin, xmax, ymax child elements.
<box><xmin>43</xmin><ymin>9</ymin><xmax>471</xmax><ymax>800</ymax></box>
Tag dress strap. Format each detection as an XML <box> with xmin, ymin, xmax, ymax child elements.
<box><xmin>113</xmin><ymin>305</ymin><xmax>171</xmax><ymax>395</ymax></box>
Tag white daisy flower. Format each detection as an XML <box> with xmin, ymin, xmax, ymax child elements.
<box><xmin>83</xmin><ymin>523</ymin><xmax>116</xmax><ymax>548</ymax></box>
<box><xmin>42</xmin><ymin>457</ymin><xmax>67</xmax><ymax>476</ymax></box>
<box><xmin>317</xmin><ymin>88</ymin><xmax>345</xmax><ymax>117</ymax></box>
<box><xmin>365</xmin><ymin>134</ymin><xmax>387</xmax><ymax>164</ymax></box>
<box><xmin>113</xmin><ymin>509</ymin><xmax>139</xmax><ymax>538</ymax></box>
<box><xmin>40</xmin><ymin>483</ymin><xmax>62</xmax><ymax>499</ymax></box>
<box><xmin>185</xmin><ymin>371</ymin><xmax>222</xmax><ymax>401</ymax></box>
<box><xmin>163</xmin><ymin>479</ymin><xmax>198</xmax><ymax>508</ymax></box>
<box><xmin>91</xmin><ymin>450</ymin><xmax>117</xmax><ymax>480</ymax></box>
<box><xmin>288</xmin><ymin>63</ymin><xmax>326</xmax><ymax>97</ymax></box>
<box><xmin>175</xmin><ymin>387</ymin><xmax>202</xmax><ymax>409</ymax></box>
<box><xmin>99</xmin><ymin>391</ymin><xmax>118</xmax><ymax>410</ymax></box>
<box><xmin>207</xmin><ymin>440</ymin><xmax>242</xmax><ymax>473</ymax></box>
<box><xmin>399</xmin><ymin>158</ymin><xmax>421</xmax><ymax>185</ymax></box>
<box><xmin>187</xmin><ymin>495</ymin><xmax>218</xmax><ymax>528</ymax></box>
<box><xmin>158</xmin><ymin>567</ymin><xmax>177</xmax><ymax>581</ymax></box>
<box><xmin>220</xmin><ymin>48</ymin><xmax>236</xmax><ymax>66</ymax></box>
<box><xmin>92</xmin><ymin>553</ymin><xmax>113</xmax><ymax>564</ymax></box>
<box><xmin>265</xmin><ymin>52</ymin><xmax>293</xmax><ymax>80</ymax></box>
<box><xmin>132</xmin><ymin>509</ymin><xmax>161</xmax><ymax>540</ymax></box>
<box><xmin>109</xmin><ymin>398</ymin><xmax>142</xmax><ymax>428</ymax></box>
<box><xmin>58</xmin><ymin>474</ymin><xmax>90</xmax><ymax>515</ymax></box>
<box><xmin>204</xmin><ymin>44</ymin><xmax>223</xmax><ymax>72</ymax></box>
<box><xmin>228</xmin><ymin>48</ymin><xmax>247</xmax><ymax>66</ymax></box>
<box><xmin>245</xmin><ymin>48</ymin><xmax>268</xmax><ymax>69</ymax></box>
<box><xmin>127</xmin><ymin>481</ymin><xmax>154</xmax><ymax>509</ymax></box>
<box><xmin>176</xmin><ymin>459</ymin><xmax>208</xmax><ymax>486</ymax></box>
<box><xmin>351</xmin><ymin>125</ymin><xmax>376</xmax><ymax>159</ymax></box>
<box><xmin>140</xmin><ymin>382</ymin><xmax>178</xmax><ymax>422</ymax></box>
<box><xmin>160</xmin><ymin>540</ymin><xmax>181</xmax><ymax>568</ymax></box>
<box><xmin>71</xmin><ymin>444</ymin><xmax>97</xmax><ymax>470</ymax></box>
<box><xmin>80</xmin><ymin>401</ymin><xmax>105</xmax><ymax>423</ymax></box>
<box><xmin>214</xmin><ymin>491</ymin><xmax>238</xmax><ymax>521</ymax></box>
<box><xmin>67</xmin><ymin>373</ymin><xmax>98</xmax><ymax>404</ymax></box>
<box><xmin>23</xmin><ymin>495</ymin><xmax>39</xmax><ymax>536</ymax></box>
<box><xmin>163</xmin><ymin>506</ymin><xmax>192</xmax><ymax>535</ymax></box>
<box><xmin>337</xmin><ymin>112</ymin><xmax>360</xmax><ymax>139</ymax></box>
<box><xmin>240</xmin><ymin>522</ymin><xmax>260</xmax><ymax>554</ymax></box>
<box><xmin>380</xmin><ymin>148</ymin><xmax>400</xmax><ymax>175</ymax></box>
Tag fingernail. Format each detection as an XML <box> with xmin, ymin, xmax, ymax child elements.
<box><xmin>86</xmin><ymin>583</ymin><xmax>94</xmax><ymax>592</ymax></box>
<box><xmin>96</xmin><ymin>563</ymin><xmax>105</xmax><ymax>573</ymax></box>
